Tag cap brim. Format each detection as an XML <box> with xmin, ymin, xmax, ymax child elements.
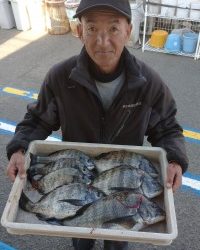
<box><xmin>73</xmin><ymin>4</ymin><xmax>131</xmax><ymax>20</ymax></box>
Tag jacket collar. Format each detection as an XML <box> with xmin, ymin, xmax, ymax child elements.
<box><xmin>69</xmin><ymin>46</ymin><xmax>147</xmax><ymax>91</ymax></box>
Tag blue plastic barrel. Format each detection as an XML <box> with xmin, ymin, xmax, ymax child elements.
<box><xmin>182</xmin><ymin>32</ymin><xmax>198</xmax><ymax>53</ymax></box>
<box><xmin>164</xmin><ymin>34</ymin><xmax>182</xmax><ymax>53</ymax></box>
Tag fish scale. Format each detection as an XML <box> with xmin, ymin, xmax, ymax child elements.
<box><xmin>92</xmin><ymin>165</ymin><xmax>144</xmax><ymax>195</ymax></box>
<box><xmin>63</xmin><ymin>191</ymin><xmax>165</xmax><ymax>230</ymax></box>
<box><xmin>92</xmin><ymin>165</ymin><xmax>163</xmax><ymax>198</ymax></box>
<box><xmin>28</xmin><ymin>158</ymin><xmax>92</xmax><ymax>178</ymax></box>
<box><xmin>30</xmin><ymin>149</ymin><xmax>95</xmax><ymax>170</ymax></box>
<box><xmin>31</xmin><ymin>167</ymin><xmax>91</xmax><ymax>194</ymax></box>
<box><xmin>94</xmin><ymin>151</ymin><xmax>158</xmax><ymax>177</ymax></box>
<box><xmin>19</xmin><ymin>183</ymin><xmax>104</xmax><ymax>220</ymax></box>
<box><xmin>63</xmin><ymin>192</ymin><xmax>140</xmax><ymax>228</ymax></box>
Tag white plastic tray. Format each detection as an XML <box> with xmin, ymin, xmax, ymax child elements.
<box><xmin>1</xmin><ymin>141</ymin><xmax>178</xmax><ymax>245</ymax></box>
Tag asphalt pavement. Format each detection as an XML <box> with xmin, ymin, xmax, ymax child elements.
<box><xmin>0</xmin><ymin>28</ymin><xmax>200</xmax><ymax>250</ymax></box>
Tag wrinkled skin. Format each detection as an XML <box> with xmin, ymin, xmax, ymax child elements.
<box><xmin>78</xmin><ymin>10</ymin><xmax>132</xmax><ymax>74</ymax></box>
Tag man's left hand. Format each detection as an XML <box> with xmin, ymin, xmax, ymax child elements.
<box><xmin>166</xmin><ymin>162</ymin><xmax>182</xmax><ymax>192</ymax></box>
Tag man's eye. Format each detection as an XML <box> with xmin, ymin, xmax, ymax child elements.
<box><xmin>87</xmin><ymin>27</ymin><xmax>96</xmax><ymax>33</ymax></box>
<box><xmin>110</xmin><ymin>26</ymin><xmax>119</xmax><ymax>34</ymax></box>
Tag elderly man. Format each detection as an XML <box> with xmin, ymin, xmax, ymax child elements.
<box><xmin>6</xmin><ymin>0</ymin><xmax>188</xmax><ymax>249</ymax></box>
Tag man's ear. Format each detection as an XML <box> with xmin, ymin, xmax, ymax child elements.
<box><xmin>127</xmin><ymin>23</ymin><xmax>132</xmax><ymax>41</ymax></box>
<box><xmin>77</xmin><ymin>23</ymin><xmax>84</xmax><ymax>43</ymax></box>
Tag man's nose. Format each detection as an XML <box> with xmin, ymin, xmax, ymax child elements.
<box><xmin>96</xmin><ymin>31</ymin><xmax>110</xmax><ymax>46</ymax></box>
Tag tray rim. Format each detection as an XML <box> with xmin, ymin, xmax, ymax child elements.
<box><xmin>1</xmin><ymin>140</ymin><xmax>178</xmax><ymax>245</ymax></box>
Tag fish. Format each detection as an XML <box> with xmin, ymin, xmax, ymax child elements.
<box><xmin>19</xmin><ymin>183</ymin><xmax>105</xmax><ymax>220</ymax></box>
<box><xmin>92</xmin><ymin>165</ymin><xmax>144</xmax><ymax>195</ymax></box>
<box><xmin>92</xmin><ymin>165</ymin><xmax>163</xmax><ymax>199</ymax></box>
<box><xmin>94</xmin><ymin>151</ymin><xmax>158</xmax><ymax>177</ymax></box>
<box><xmin>30</xmin><ymin>149</ymin><xmax>95</xmax><ymax>170</ymax></box>
<box><xmin>62</xmin><ymin>191</ymin><xmax>165</xmax><ymax>231</ymax></box>
<box><xmin>30</xmin><ymin>167</ymin><xmax>92</xmax><ymax>194</ymax></box>
<box><xmin>27</xmin><ymin>157</ymin><xmax>96</xmax><ymax>180</ymax></box>
<box><xmin>136</xmin><ymin>172</ymin><xmax>163</xmax><ymax>199</ymax></box>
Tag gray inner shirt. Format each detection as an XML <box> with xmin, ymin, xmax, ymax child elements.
<box><xmin>95</xmin><ymin>71</ymin><xmax>125</xmax><ymax>110</ymax></box>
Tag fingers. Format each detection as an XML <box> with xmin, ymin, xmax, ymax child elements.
<box><xmin>172</xmin><ymin>170</ymin><xmax>182</xmax><ymax>192</ymax></box>
<box><xmin>6</xmin><ymin>161</ymin><xmax>17</xmax><ymax>182</ymax></box>
<box><xmin>6</xmin><ymin>151</ymin><xmax>26</xmax><ymax>182</ymax></box>
<box><xmin>166</xmin><ymin>163</ymin><xmax>182</xmax><ymax>192</ymax></box>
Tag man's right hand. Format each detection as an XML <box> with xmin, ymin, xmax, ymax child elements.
<box><xmin>6</xmin><ymin>150</ymin><xmax>26</xmax><ymax>182</ymax></box>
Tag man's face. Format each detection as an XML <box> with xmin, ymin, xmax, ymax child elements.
<box><xmin>78</xmin><ymin>10</ymin><xmax>132</xmax><ymax>74</ymax></box>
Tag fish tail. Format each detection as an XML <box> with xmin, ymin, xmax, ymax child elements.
<box><xmin>30</xmin><ymin>153</ymin><xmax>38</xmax><ymax>165</ymax></box>
<box><xmin>19</xmin><ymin>191</ymin><xmax>35</xmax><ymax>212</ymax></box>
<box><xmin>30</xmin><ymin>153</ymin><xmax>50</xmax><ymax>165</ymax></box>
<box><xmin>27</xmin><ymin>167</ymin><xmax>37</xmax><ymax>179</ymax></box>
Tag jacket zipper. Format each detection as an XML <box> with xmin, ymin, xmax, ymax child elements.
<box><xmin>108</xmin><ymin>109</ymin><xmax>132</xmax><ymax>144</ymax></box>
<box><xmin>96</xmin><ymin>96</ymin><xmax>106</xmax><ymax>143</ymax></box>
<box><xmin>100</xmin><ymin>116</ymin><xmax>106</xmax><ymax>142</ymax></box>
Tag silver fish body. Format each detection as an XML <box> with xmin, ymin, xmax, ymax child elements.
<box><xmin>92</xmin><ymin>165</ymin><xmax>145</xmax><ymax>195</ymax></box>
<box><xmin>92</xmin><ymin>165</ymin><xmax>163</xmax><ymax>198</ymax></box>
<box><xmin>137</xmin><ymin>172</ymin><xmax>163</xmax><ymax>199</ymax></box>
<box><xmin>63</xmin><ymin>191</ymin><xmax>165</xmax><ymax>230</ymax></box>
<box><xmin>94</xmin><ymin>151</ymin><xmax>158</xmax><ymax>177</ymax></box>
<box><xmin>30</xmin><ymin>149</ymin><xmax>95</xmax><ymax>170</ymax></box>
<box><xmin>28</xmin><ymin>157</ymin><xmax>95</xmax><ymax>180</ymax></box>
<box><xmin>19</xmin><ymin>183</ymin><xmax>104</xmax><ymax>220</ymax></box>
<box><xmin>31</xmin><ymin>167</ymin><xmax>92</xmax><ymax>194</ymax></box>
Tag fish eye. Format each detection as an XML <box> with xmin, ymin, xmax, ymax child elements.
<box><xmin>82</xmin><ymin>166</ymin><xmax>87</xmax><ymax>173</ymax></box>
<box><xmin>87</xmin><ymin>179</ymin><xmax>92</xmax><ymax>185</ymax></box>
<box><xmin>96</xmin><ymin>192</ymin><xmax>101</xmax><ymax>197</ymax></box>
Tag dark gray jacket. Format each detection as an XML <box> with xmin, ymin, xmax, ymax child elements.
<box><xmin>7</xmin><ymin>47</ymin><xmax>188</xmax><ymax>172</ymax></box>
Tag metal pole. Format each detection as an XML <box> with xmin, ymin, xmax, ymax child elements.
<box><xmin>142</xmin><ymin>0</ymin><xmax>148</xmax><ymax>52</ymax></box>
<box><xmin>194</xmin><ymin>31</ymin><xmax>200</xmax><ymax>60</ymax></box>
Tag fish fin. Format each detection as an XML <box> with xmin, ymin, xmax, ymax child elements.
<box><xmin>130</xmin><ymin>222</ymin><xmax>145</xmax><ymax>231</ymax></box>
<box><xmin>36</xmin><ymin>214</ymin><xmax>63</xmax><ymax>225</ymax></box>
<box><xmin>26</xmin><ymin>169</ymin><xmax>33</xmax><ymax>183</ymax></box>
<box><xmin>102</xmin><ymin>222</ymin><xmax>127</xmax><ymax>230</ymax></box>
<box><xmin>36</xmin><ymin>213</ymin><xmax>49</xmax><ymax>221</ymax></box>
<box><xmin>109</xmin><ymin>187</ymin><xmax>134</xmax><ymax>191</ymax></box>
<box><xmin>27</xmin><ymin>164</ymin><xmax>45</xmax><ymax>178</ymax></box>
<box><xmin>30</xmin><ymin>153</ymin><xmax>38</xmax><ymax>166</ymax></box>
<box><xmin>19</xmin><ymin>191</ymin><xmax>33</xmax><ymax>211</ymax></box>
<box><xmin>58</xmin><ymin>199</ymin><xmax>86</xmax><ymax>206</ymax></box>
<box><xmin>74</xmin><ymin>203</ymin><xmax>92</xmax><ymax>216</ymax></box>
<box><xmin>46</xmin><ymin>218</ymin><xmax>63</xmax><ymax>225</ymax></box>
<box><xmin>94</xmin><ymin>152</ymin><xmax>110</xmax><ymax>160</ymax></box>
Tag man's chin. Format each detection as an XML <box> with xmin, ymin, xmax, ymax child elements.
<box><xmin>96</xmin><ymin>64</ymin><xmax>116</xmax><ymax>74</ymax></box>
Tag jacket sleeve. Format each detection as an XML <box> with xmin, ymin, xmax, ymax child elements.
<box><xmin>6</xmin><ymin>70</ymin><xmax>60</xmax><ymax>159</ymax></box>
<box><xmin>145</xmin><ymin>67</ymin><xmax>189</xmax><ymax>173</ymax></box>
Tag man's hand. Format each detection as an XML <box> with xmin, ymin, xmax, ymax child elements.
<box><xmin>166</xmin><ymin>162</ymin><xmax>183</xmax><ymax>192</ymax></box>
<box><xmin>6</xmin><ymin>150</ymin><xmax>26</xmax><ymax>182</ymax></box>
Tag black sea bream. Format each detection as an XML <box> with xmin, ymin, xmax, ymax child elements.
<box><xmin>94</xmin><ymin>151</ymin><xmax>158</xmax><ymax>177</ymax></box>
<box><xmin>19</xmin><ymin>183</ymin><xmax>104</xmax><ymax>220</ymax></box>
<box><xmin>92</xmin><ymin>165</ymin><xmax>163</xmax><ymax>198</ymax></box>
<box><xmin>30</xmin><ymin>149</ymin><xmax>95</xmax><ymax>170</ymax></box>
<box><xmin>62</xmin><ymin>191</ymin><xmax>165</xmax><ymax>231</ymax></box>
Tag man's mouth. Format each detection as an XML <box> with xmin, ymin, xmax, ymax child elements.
<box><xmin>96</xmin><ymin>51</ymin><xmax>113</xmax><ymax>54</ymax></box>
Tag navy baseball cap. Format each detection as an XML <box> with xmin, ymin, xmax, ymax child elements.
<box><xmin>73</xmin><ymin>0</ymin><xmax>132</xmax><ymax>22</ymax></box>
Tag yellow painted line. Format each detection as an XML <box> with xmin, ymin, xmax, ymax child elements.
<box><xmin>183</xmin><ymin>130</ymin><xmax>200</xmax><ymax>141</ymax></box>
<box><xmin>3</xmin><ymin>87</ymin><xmax>38</xmax><ymax>100</ymax></box>
<box><xmin>4</xmin><ymin>87</ymin><xmax>29</xmax><ymax>96</ymax></box>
